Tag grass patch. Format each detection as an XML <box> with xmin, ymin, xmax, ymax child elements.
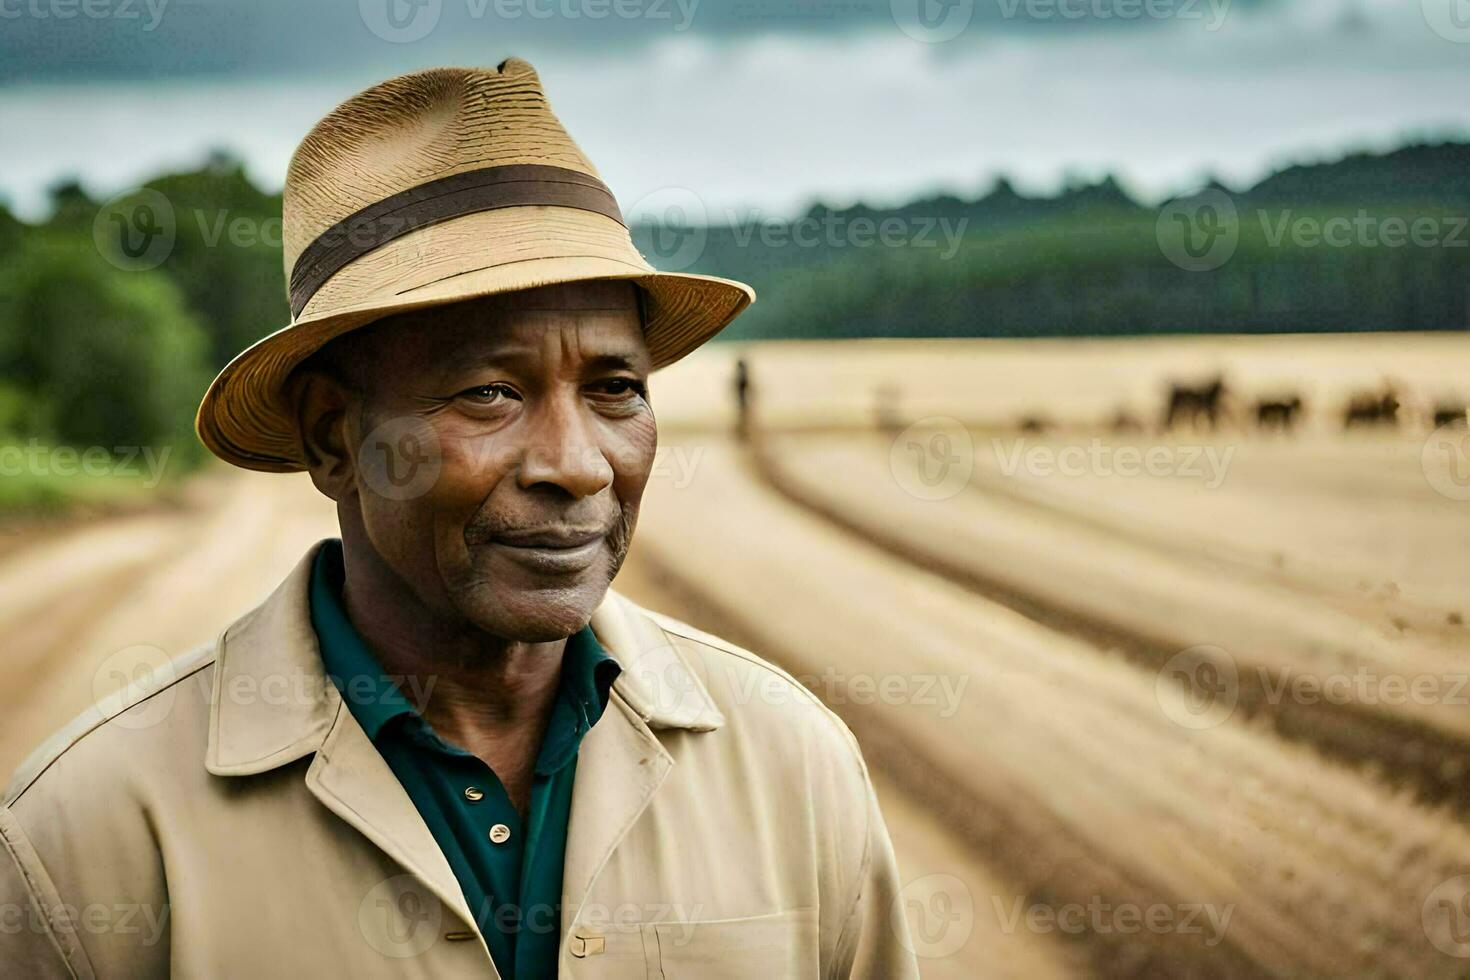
<box><xmin>0</xmin><ymin>441</ymin><xmax>184</xmax><ymax>521</ymax></box>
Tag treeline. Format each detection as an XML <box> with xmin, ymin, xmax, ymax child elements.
<box><xmin>1</xmin><ymin>140</ymin><xmax>1466</xmax><ymax>492</ymax></box>
<box><xmin>0</xmin><ymin>156</ymin><xmax>285</xmax><ymax>479</ymax></box>
<box><xmin>650</xmin><ymin>140</ymin><xmax>1470</xmax><ymax>341</ymax></box>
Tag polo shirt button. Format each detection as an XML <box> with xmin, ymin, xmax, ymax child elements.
<box><xmin>463</xmin><ymin>786</ymin><xmax>484</xmax><ymax>802</ymax></box>
<box><xmin>489</xmin><ymin>823</ymin><xmax>511</xmax><ymax>844</ymax></box>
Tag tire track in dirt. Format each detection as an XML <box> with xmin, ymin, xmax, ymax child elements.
<box><xmin>754</xmin><ymin>432</ymin><xmax>1470</xmax><ymax>812</ymax></box>
<box><xmin>966</xmin><ymin>439</ymin><xmax>1468</xmax><ymax>647</ymax></box>
<box><xmin>632</xmin><ymin>436</ymin><xmax>1470</xmax><ymax>978</ymax></box>
<box><xmin>0</xmin><ymin>470</ymin><xmax>335</xmax><ymax>779</ymax></box>
<box><xmin>0</xmin><ymin>511</ymin><xmax>186</xmax><ymax>632</ymax></box>
<box><xmin>612</xmin><ymin>553</ymin><xmax>1084</xmax><ymax>980</ymax></box>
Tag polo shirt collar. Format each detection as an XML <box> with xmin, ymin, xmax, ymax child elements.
<box><xmin>308</xmin><ymin>539</ymin><xmax>621</xmax><ymax>756</ymax></box>
<box><xmin>308</xmin><ymin>541</ymin><xmax>419</xmax><ymax>739</ymax></box>
<box><xmin>536</xmin><ymin>628</ymin><xmax>620</xmax><ymax>776</ymax></box>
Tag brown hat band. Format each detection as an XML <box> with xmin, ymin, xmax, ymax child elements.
<box><xmin>287</xmin><ymin>164</ymin><xmax>626</xmax><ymax>318</ymax></box>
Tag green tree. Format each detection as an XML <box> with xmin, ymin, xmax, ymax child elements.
<box><xmin>0</xmin><ymin>232</ymin><xmax>211</xmax><ymax>456</ymax></box>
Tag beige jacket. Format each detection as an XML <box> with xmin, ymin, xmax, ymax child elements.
<box><xmin>1</xmin><ymin>544</ymin><xmax>916</xmax><ymax>978</ymax></box>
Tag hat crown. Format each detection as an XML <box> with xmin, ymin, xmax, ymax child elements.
<box><xmin>282</xmin><ymin>59</ymin><xmax>601</xmax><ymax>278</ymax></box>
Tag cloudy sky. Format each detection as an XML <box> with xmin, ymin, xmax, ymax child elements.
<box><xmin>2</xmin><ymin>0</ymin><xmax>1468</xmax><ymax>219</ymax></box>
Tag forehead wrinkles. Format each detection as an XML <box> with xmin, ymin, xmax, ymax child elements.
<box><xmin>517</xmin><ymin>310</ymin><xmax>643</xmax><ymax>373</ymax></box>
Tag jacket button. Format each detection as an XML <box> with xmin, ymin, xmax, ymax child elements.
<box><xmin>570</xmin><ymin>934</ymin><xmax>606</xmax><ymax>957</ymax></box>
<box><xmin>489</xmin><ymin>823</ymin><xmax>511</xmax><ymax>844</ymax></box>
<box><xmin>463</xmin><ymin>786</ymin><xmax>484</xmax><ymax>802</ymax></box>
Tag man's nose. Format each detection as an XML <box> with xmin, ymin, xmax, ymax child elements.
<box><xmin>515</xmin><ymin>397</ymin><xmax>615</xmax><ymax>499</ymax></box>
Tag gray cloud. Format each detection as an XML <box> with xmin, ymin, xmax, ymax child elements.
<box><xmin>0</xmin><ymin>0</ymin><xmax>1280</xmax><ymax>84</ymax></box>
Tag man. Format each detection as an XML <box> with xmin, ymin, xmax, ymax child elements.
<box><xmin>0</xmin><ymin>60</ymin><xmax>917</xmax><ymax>977</ymax></box>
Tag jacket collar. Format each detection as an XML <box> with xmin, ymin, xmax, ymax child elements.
<box><xmin>205</xmin><ymin>539</ymin><xmax>724</xmax><ymax>777</ymax></box>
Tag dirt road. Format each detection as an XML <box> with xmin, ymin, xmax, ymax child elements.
<box><xmin>0</xmin><ymin>469</ymin><xmax>337</xmax><ymax>777</ymax></box>
<box><xmin>630</xmin><ymin>434</ymin><xmax>1470</xmax><ymax>977</ymax></box>
<box><xmin>0</xmin><ymin>461</ymin><xmax>1042</xmax><ymax>977</ymax></box>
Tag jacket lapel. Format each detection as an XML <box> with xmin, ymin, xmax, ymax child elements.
<box><xmin>304</xmin><ymin>699</ymin><xmax>482</xmax><ymax>938</ymax></box>
<box><xmin>560</xmin><ymin>593</ymin><xmax>725</xmax><ymax>937</ymax></box>
<box><xmin>204</xmin><ymin>543</ymin><xmax>483</xmax><ymax>947</ymax></box>
<box><xmin>204</xmin><ymin>542</ymin><xmax>726</xmax><ymax>964</ymax></box>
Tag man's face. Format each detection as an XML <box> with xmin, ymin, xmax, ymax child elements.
<box><xmin>304</xmin><ymin>281</ymin><xmax>655</xmax><ymax>642</ymax></box>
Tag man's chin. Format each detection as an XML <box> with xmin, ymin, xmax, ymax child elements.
<box><xmin>453</xmin><ymin>582</ymin><xmax>609</xmax><ymax>643</ymax></box>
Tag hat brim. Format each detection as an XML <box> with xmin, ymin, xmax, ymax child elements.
<box><xmin>195</xmin><ymin>255</ymin><xmax>754</xmax><ymax>472</ymax></box>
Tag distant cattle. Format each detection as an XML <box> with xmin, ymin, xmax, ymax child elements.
<box><xmin>1110</xmin><ymin>409</ymin><xmax>1144</xmax><ymax>434</ymax></box>
<box><xmin>1343</xmin><ymin>388</ymin><xmax>1400</xmax><ymax>428</ymax></box>
<box><xmin>1163</xmin><ymin>376</ymin><xmax>1228</xmax><ymax>431</ymax></box>
<box><xmin>1255</xmin><ymin>396</ymin><xmax>1303</xmax><ymax>432</ymax></box>
<box><xmin>1432</xmin><ymin>403</ymin><xmax>1469</xmax><ymax>429</ymax></box>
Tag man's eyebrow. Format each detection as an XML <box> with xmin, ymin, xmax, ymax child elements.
<box><xmin>457</xmin><ymin>349</ymin><xmax>648</xmax><ymax>372</ymax></box>
<box><xmin>581</xmin><ymin>353</ymin><xmax>647</xmax><ymax>373</ymax></box>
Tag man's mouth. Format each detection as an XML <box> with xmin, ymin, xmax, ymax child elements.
<box><xmin>470</xmin><ymin>526</ymin><xmax>609</xmax><ymax>574</ymax></box>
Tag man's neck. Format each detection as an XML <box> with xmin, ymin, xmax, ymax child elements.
<box><xmin>336</xmin><ymin>532</ymin><xmax>567</xmax><ymax>812</ymax></box>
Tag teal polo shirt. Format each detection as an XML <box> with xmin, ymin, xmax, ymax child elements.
<box><xmin>309</xmin><ymin>540</ymin><xmax>620</xmax><ymax>978</ymax></box>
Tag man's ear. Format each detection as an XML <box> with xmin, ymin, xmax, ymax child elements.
<box><xmin>290</xmin><ymin>368</ymin><xmax>357</xmax><ymax>502</ymax></box>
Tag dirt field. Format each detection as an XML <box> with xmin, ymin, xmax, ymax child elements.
<box><xmin>3</xmin><ymin>334</ymin><xmax>1467</xmax><ymax>977</ymax></box>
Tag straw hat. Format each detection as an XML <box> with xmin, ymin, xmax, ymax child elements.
<box><xmin>196</xmin><ymin>58</ymin><xmax>754</xmax><ymax>472</ymax></box>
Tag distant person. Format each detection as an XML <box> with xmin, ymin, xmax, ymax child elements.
<box><xmin>734</xmin><ymin>356</ymin><xmax>751</xmax><ymax>440</ymax></box>
<box><xmin>2</xmin><ymin>62</ymin><xmax>915</xmax><ymax>978</ymax></box>
<box><xmin>874</xmin><ymin>382</ymin><xmax>904</xmax><ymax>435</ymax></box>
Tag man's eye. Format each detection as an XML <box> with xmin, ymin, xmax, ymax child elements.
<box><xmin>458</xmin><ymin>383</ymin><xmax>518</xmax><ymax>403</ymax></box>
<box><xmin>590</xmin><ymin>378</ymin><xmax>647</xmax><ymax>398</ymax></box>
